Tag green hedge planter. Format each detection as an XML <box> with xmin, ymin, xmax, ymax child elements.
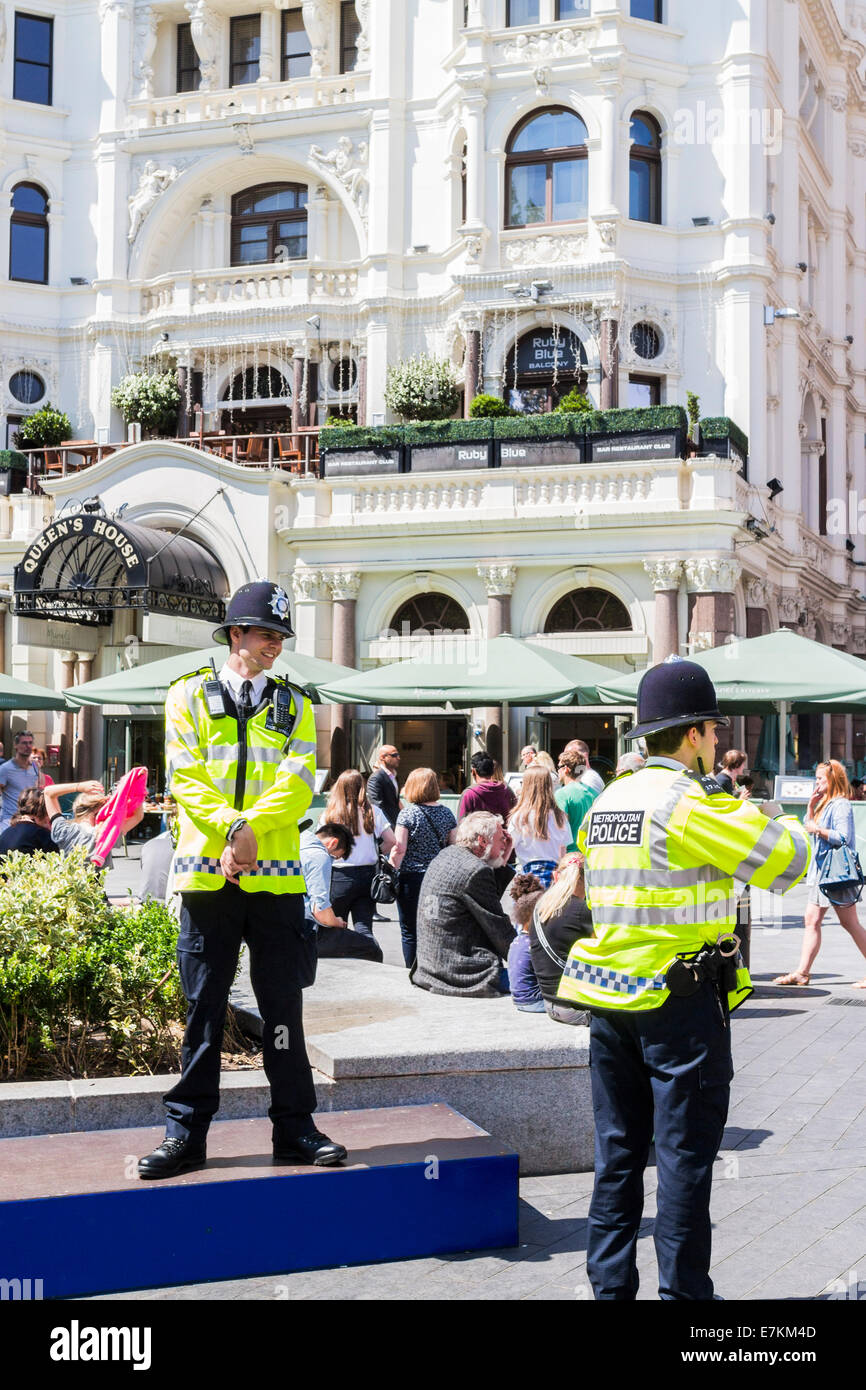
<box><xmin>699</xmin><ymin>416</ymin><xmax>750</xmax><ymax>460</ymax></box>
<box><xmin>0</xmin><ymin>449</ymin><xmax>30</xmax><ymax>495</ymax></box>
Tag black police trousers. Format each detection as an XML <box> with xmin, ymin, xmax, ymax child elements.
<box><xmin>586</xmin><ymin>979</ymin><xmax>733</xmax><ymax>1301</ymax></box>
<box><xmin>164</xmin><ymin>884</ymin><xmax>317</xmax><ymax>1143</ymax></box>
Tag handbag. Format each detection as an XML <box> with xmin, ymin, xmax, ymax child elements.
<box><xmin>371</xmin><ymin>837</ymin><xmax>398</xmax><ymax>904</ymax></box>
<box><xmin>818</xmin><ymin>842</ymin><xmax>866</xmax><ymax>907</ymax></box>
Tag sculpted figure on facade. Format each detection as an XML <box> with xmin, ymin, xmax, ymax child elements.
<box><xmin>302</xmin><ymin>0</ymin><xmax>332</xmax><ymax>78</ymax></box>
<box><xmin>185</xmin><ymin>0</ymin><xmax>220</xmax><ymax>91</ymax></box>
<box><xmin>354</xmin><ymin>0</ymin><xmax>370</xmax><ymax>68</ymax></box>
<box><xmin>309</xmin><ymin>136</ymin><xmax>369</xmax><ymax>225</ymax></box>
<box><xmin>643</xmin><ymin>558</ymin><xmax>683</xmax><ymax>592</ymax></box>
<box><xmin>128</xmin><ymin>161</ymin><xmax>180</xmax><ymax>242</ymax></box>
<box><xmin>684</xmin><ymin>556</ymin><xmax>742</xmax><ymax>593</ymax></box>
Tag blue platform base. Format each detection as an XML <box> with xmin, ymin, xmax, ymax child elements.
<box><xmin>2</xmin><ymin>1103</ymin><xmax>519</xmax><ymax>1298</ymax></box>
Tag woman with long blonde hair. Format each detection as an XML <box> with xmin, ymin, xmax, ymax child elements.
<box><xmin>773</xmin><ymin>760</ymin><xmax>866</xmax><ymax>987</ymax></box>
<box><xmin>507</xmin><ymin>765</ymin><xmax>570</xmax><ymax>888</ymax></box>
<box><xmin>528</xmin><ymin>853</ymin><xmax>594</xmax><ymax>1023</ymax></box>
<box><xmin>321</xmin><ymin>770</ymin><xmax>396</xmax><ymax>950</ymax></box>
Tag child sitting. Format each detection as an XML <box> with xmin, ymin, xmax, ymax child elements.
<box><xmin>506</xmin><ymin>873</ymin><xmax>546</xmax><ymax>1014</ymax></box>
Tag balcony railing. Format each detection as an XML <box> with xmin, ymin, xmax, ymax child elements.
<box><xmin>139</xmin><ymin>264</ymin><xmax>358</xmax><ymax>317</ymax></box>
<box><xmin>19</xmin><ymin>430</ymin><xmax>321</xmax><ymax>494</ymax></box>
<box><xmin>128</xmin><ymin>72</ymin><xmax>363</xmax><ymax>130</ymax></box>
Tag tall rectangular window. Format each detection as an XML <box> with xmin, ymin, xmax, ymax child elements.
<box><xmin>556</xmin><ymin>0</ymin><xmax>590</xmax><ymax>17</ymax></box>
<box><xmin>176</xmin><ymin>23</ymin><xmax>201</xmax><ymax>92</ymax></box>
<box><xmin>627</xmin><ymin>375</ymin><xmax>661</xmax><ymax>407</ymax></box>
<box><xmin>340</xmin><ymin>1</ymin><xmax>360</xmax><ymax>74</ymax></box>
<box><xmin>630</xmin><ymin>0</ymin><xmax>663</xmax><ymax>20</ymax></box>
<box><xmin>507</xmin><ymin>0</ymin><xmax>539</xmax><ymax>24</ymax></box>
<box><xmin>230</xmin><ymin>14</ymin><xmax>261</xmax><ymax>86</ymax></box>
<box><xmin>13</xmin><ymin>12</ymin><xmax>53</xmax><ymax>105</ymax></box>
<box><xmin>281</xmin><ymin>9</ymin><xmax>311</xmax><ymax>80</ymax></box>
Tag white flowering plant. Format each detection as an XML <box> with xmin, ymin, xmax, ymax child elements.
<box><xmin>111</xmin><ymin>371</ymin><xmax>181</xmax><ymax>435</ymax></box>
<box><xmin>384</xmin><ymin>354</ymin><xmax>461</xmax><ymax>422</ymax></box>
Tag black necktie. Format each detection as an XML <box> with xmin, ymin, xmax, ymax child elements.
<box><xmin>238</xmin><ymin>680</ymin><xmax>253</xmax><ymax>722</ymax></box>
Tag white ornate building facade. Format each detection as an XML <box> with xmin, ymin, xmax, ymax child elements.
<box><xmin>2</xmin><ymin>0</ymin><xmax>866</xmax><ymax>780</ymax></box>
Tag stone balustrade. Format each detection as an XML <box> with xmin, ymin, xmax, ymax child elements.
<box><xmin>128</xmin><ymin>73</ymin><xmax>362</xmax><ymax>131</ymax></box>
<box><xmin>140</xmin><ymin>263</ymin><xmax>357</xmax><ymax>316</ymax></box>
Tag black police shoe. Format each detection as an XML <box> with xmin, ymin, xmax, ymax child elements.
<box><xmin>273</xmin><ymin>1130</ymin><xmax>348</xmax><ymax>1166</ymax></box>
<box><xmin>137</xmin><ymin>1135</ymin><xmax>207</xmax><ymax>1180</ymax></box>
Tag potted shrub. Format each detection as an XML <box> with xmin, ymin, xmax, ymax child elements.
<box><xmin>0</xmin><ymin>449</ymin><xmax>30</xmax><ymax>495</ymax></box>
<box><xmin>384</xmin><ymin>354</ymin><xmax>461</xmax><ymax>422</ymax></box>
<box><xmin>13</xmin><ymin>403</ymin><xmax>72</xmax><ymax>475</ymax></box>
<box><xmin>111</xmin><ymin>371</ymin><xmax>181</xmax><ymax>438</ymax></box>
<box><xmin>557</xmin><ymin>387</ymin><xmax>593</xmax><ymax>414</ymax></box>
<box><xmin>469</xmin><ymin>393</ymin><xmax>518</xmax><ymax>418</ymax></box>
<box><xmin>686</xmin><ymin>391</ymin><xmax>701</xmax><ymax>449</ymax></box>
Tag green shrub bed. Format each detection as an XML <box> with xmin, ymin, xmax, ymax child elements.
<box><xmin>0</xmin><ymin>850</ymin><xmax>186</xmax><ymax>1079</ymax></box>
<box><xmin>699</xmin><ymin>416</ymin><xmax>749</xmax><ymax>458</ymax></box>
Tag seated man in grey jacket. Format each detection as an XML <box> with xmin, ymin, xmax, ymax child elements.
<box><xmin>410</xmin><ymin>811</ymin><xmax>515</xmax><ymax>997</ymax></box>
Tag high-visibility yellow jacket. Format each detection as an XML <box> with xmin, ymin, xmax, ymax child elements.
<box><xmin>557</xmin><ymin>758</ymin><xmax>811</xmax><ymax>1013</ymax></box>
<box><xmin>165</xmin><ymin>668</ymin><xmax>317</xmax><ymax>895</ymax></box>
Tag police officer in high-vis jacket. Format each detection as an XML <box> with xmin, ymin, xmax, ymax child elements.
<box><xmin>138</xmin><ymin>581</ymin><xmax>347</xmax><ymax>1179</ymax></box>
<box><xmin>557</xmin><ymin>658</ymin><xmax>810</xmax><ymax>1299</ymax></box>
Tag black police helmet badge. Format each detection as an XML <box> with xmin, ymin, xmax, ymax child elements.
<box><xmin>625</xmin><ymin>656</ymin><xmax>729</xmax><ymax>741</ymax></box>
<box><xmin>212</xmin><ymin>580</ymin><xmax>295</xmax><ymax>644</ymax></box>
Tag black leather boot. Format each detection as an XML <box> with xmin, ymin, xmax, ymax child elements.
<box><xmin>137</xmin><ymin>1135</ymin><xmax>207</xmax><ymax>1180</ymax></box>
<box><xmin>273</xmin><ymin>1129</ymin><xmax>347</xmax><ymax>1166</ymax></box>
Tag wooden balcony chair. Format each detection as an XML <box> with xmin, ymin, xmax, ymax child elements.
<box><xmin>236</xmin><ymin>434</ymin><xmax>266</xmax><ymax>463</ymax></box>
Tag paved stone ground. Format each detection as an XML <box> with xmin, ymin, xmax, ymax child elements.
<box><xmin>91</xmin><ymin>876</ymin><xmax>866</xmax><ymax>1302</ymax></box>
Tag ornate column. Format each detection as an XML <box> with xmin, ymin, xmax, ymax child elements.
<box><xmin>292</xmin><ymin>354</ymin><xmax>306</xmax><ymax>445</ymax></box>
<box><xmin>186</xmin><ymin>0</ymin><xmax>221</xmax><ymax>91</ymax></box>
<box><xmin>326</xmin><ymin>570</ymin><xmax>361</xmax><ymax>777</ymax></box>
<box><xmin>302</xmin><ymin>0</ymin><xmax>333</xmax><ymax>79</ymax></box>
<box><xmin>600</xmin><ymin>314</ymin><xmax>619</xmax><ymax>410</ymax></box>
<box><xmin>133</xmin><ymin>3</ymin><xmax>160</xmax><ymax>99</ymax></box>
<box><xmin>74</xmin><ymin>656</ymin><xmax>95</xmax><ymax>780</ymax></box>
<box><xmin>458</xmin><ymin>78</ymin><xmax>487</xmax><ymax>230</ymax></box>
<box><xmin>684</xmin><ymin>556</ymin><xmax>741</xmax><ymax>652</ymax></box>
<box><xmin>477</xmin><ymin>563</ymin><xmax>517</xmax><ymax>766</ymax></box>
<box><xmin>644</xmin><ymin>558</ymin><xmax>683</xmax><ymax>662</ymax></box>
<box><xmin>463</xmin><ymin>316</ymin><xmax>482</xmax><ymax>416</ymax></box>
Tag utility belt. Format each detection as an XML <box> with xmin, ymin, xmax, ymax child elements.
<box><xmin>665</xmin><ymin>935</ymin><xmax>741</xmax><ymax>999</ymax></box>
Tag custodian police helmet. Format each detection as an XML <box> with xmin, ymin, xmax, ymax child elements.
<box><xmin>625</xmin><ymin>656</ymin><xmax>729</xmax><ymax>741</ymax></box>
<box><xmin>212</xmin><ymin>580</ymin><xmax>295</xmax><ymax>644</ymax></box>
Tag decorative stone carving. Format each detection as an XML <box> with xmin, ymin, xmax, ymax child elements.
<box><xmin>828</xmin><ymin>92</ymin><xmax>847</xmax><ymax>112</ymax></box>
<box><xmin>185</xmin><ymin>1</ymin><xmax>220</xmax><ymax>92</ymax></box>
<box><xmin>133</xmin><ymin>4</ymin><xmax>159</xmax><ymax>98</ymax></box>
<box><xmin>853</xmin><ymin>630</ymin><xmax>866</xmax><ymax>654</ymax></box>
<box><xmin>355</xmin><ymin>0</ymin><xmax>370</xmax><ymax>68</ymax></box>
<box><xmin>302</xmin><ymin>0</ymin><xmax>331</xmax><ymax>79</ymax></box>
<box><xmin>477</xmin><ymin>564</ymin><xmax>517</xmax><ymax>597</ymax></box>
<box><xmin>644</xmin><ymin>558</ymin><xmax>683</xmax><ymax>592</ymax></box>
<box><xmin>461</xmin><ymin>228</ymin><xmax>488</xmax><ymax>262</ymax></box>
<box><xmin>777</xmin><ymin>590</ymin><xmax>803</xmax><ymax>624</ymax></box>
<box><xmin>745</xmin><ymin>576</ymin><xmax>770</xmax><ymax>608</ymax></box>
<box><xmin>684</xmin><ymin>556</ymin><xmax>742</xmax><ymax>593</ymax></box>
<box><xmin>622</xmin><ymin>304</ymin><xmax>677</xmax><ymax>370</ymax></box>
<box><xmin>504</xmin><ymin>233</ymin><xmax>587</xmax><ymax>266</ymax></box>
<box><xmin>233</xmin><ymin>120</ymin><xmax>255</xmax><ymax>155</ymax></box>
<box><xmin>831</xmin><ymin>621</ymin><xmax>852</xmax><ymax>646</ymax></box>
<box><xmin>690</xmin><ymin>631</ymin><xmax>716</xmax><ymax>653</ymax></box>
<box><xmin>127</xmin><ymin>161</ymin><xmax>179</xmax><ymax>242</ymax></box>
<box><xmin>99</xmin><ymin>0</ymin><xmax>132</xmax><ymax>15</ymax></box>
<box><xmin>594</xmin><ymin>216</ymin><xmax>618</xmax><ymax>251</ymax></box>
<box><xmin>291</xmin><ymin>569</ymin><xmax>327</xmax><ymax>603</ymax></box>
<box><xmin>498</xmin><ymin>27</ymin><xmax>589</xmax><ymax>64</ymax></box>
<box><xmin>310</xmin><ymin>136</ymin><xmax>369</xmax><ymax>226</ymax></box>
<box><xmin>534</xmin><ymin>66</ymin><xmax>550</xmax><ymax>97</ymax></box>
<box><xmin>848</xmin><ymin>137</ymin><xmax>866</xmax><ymax>158</ymax></box>
<box><xmin>327</xmin><ymin>570</ymin><xmax>362</xmax><ymax>602</ymax></box>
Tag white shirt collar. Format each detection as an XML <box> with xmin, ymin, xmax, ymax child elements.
<box><xmin>219</xmin><ymin>663</ymin><xmax>269</xmax><ymax>705</ymax></box>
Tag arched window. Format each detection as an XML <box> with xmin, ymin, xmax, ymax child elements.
<box><xmin>231</xmin><ymin>184</ymin><xmax>308</xmax><ymax>265</ymax></box>
<box><xmin>226</xmin><ymin>367</ymin><xmax>289</xmax><ymax>402</ymax></box>
<box><xmin>506</xmin><ymin>108</ymin><xmax>588</xmax><ymax>228</ymax></box>
<box><xmin>391</xmin><ymin>594</ymin><xmax>470</xmax><ymax>635</ymax></box>
<box><xmin>10</xmin><ymin>182</ymin><xmax>49</xmax><ymax>283</ymax></box>
<box><xmin>544</xmin><ymin>588</ymin><xmax>631</xmax><ymax>633</ymax></box>
<box><xmin>629</xmin><ymin>112</ymin><xmax>662</xmax><ymax>224</ymax></box>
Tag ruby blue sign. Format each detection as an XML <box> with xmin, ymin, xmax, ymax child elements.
<box><xmin>513</xmin><ymin>329</ymin><xmax>586</xmax><ymax>377</ymax></box>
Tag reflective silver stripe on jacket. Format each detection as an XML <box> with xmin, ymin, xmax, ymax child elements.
<box><xmin>596</xmin><ymin>865</ymin><xmax>729</xmax><ymax>891</ymax></box>
<box><xmin>290</xmin><ymin>739</ymin><xmax>317</xmax><ymax>757</ymax></box>
<box><xmin>767</xmin><ymin>829</ymin><xmax>810</xmax><ymax>892</ymax></box>
<box><xmin>590</xmin><ymin>896</ymin><xmax>737</xmax><ymax>927</ymax></box>
<box><xmin>172</xmin><ymin>855</ymin><xmax>303</xmax><ymax>877</ymax></box>
<box><xmin>203</xmin><ymin>745</ymin><xmax>285</xmax><ymax>766</ymax></box>
<box><xmin>647</xmin><ymin>774</ymin><xmax>693</xmax><ymax>870</ymax></box>
<box><xmin>561</xmin><ymin>955</ymin><xmax>667</xmax><ymax>996</ymax></box>
<box><xmin>729</xmin><ymin>819</ymin><xmax>786</xmax><ymax>881</ymax></box>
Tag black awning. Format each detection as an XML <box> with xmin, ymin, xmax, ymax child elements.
<box><xmin>14</xmin><ymin>514</ymin><xmax>228</xmax><ymax>627</ymax></box>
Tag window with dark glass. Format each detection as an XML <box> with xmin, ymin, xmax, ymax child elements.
<box><xmin>556</xmin><ymin>0</ymin><xmax>590</xmax><ymax>17</ymax></box>
<box><xmin>629</xmin><ymin>111</ymin><xmax>662</xmax><ymax>223</ymax></box>
<box><xmin>9</xmin><ymin>183</ymin><xmax>49</xmax><ymax>284</ymax></box>
<box><xmin>226</xmin><ymin>366</ymin><xmax>289</xmax><ymax>401</ymax></box>
<box><xmin>176</xmin><ymin>23</ymin><xmax>201</xmax><ymax>92</ymax></box>
<box><xmin>507</xmin><ymin>0</ymin><xmax>540</xmax><ymax>24</ymax></box>
<box><xmin>231</xmin><ymin>184</ymin><xmax>308</xmax><ymax>265</ymax></box>
<box><xmin>460</xmin><ymin>140</ymin><xmax>468</xmax><ymax>224</ymax></box>
<box><xmin>506</xmin><ymin>108</ymin><xmax>588</xmax><ymax>228</ymax></box>
<box><xmin>627</xmin><ymin>374</ymin><xmax>661</xmax><ymax>407</ymax></box>
<box><xmin>332</xmin><ymin>358</ymin><xmax>357</xmax><ymax>391</ymax></box>
<box><xmin>340</xmin><ymin>1</ymin><xmax>360</xmax><ymax>73</ymax></box>
<box><xmin>281</xmin><ymin>8</ymin><xmax>311</xmax><ymax>80</ymax></box>
<box><xmin>630</xmin><ymin>0</ymin><xmax>662</xmax><ymax>21</ymax></box>
<box><xmin>6</xmin><ymin>417</ymin><xmax>23</xmax><ymax>450</ymax></box>
<box><xmin>544</xmin><ymin>589</ymin><xmax>631</xmax><ymax>633</ymax></box>
<box><xmin>9</xmin><ymin>370</ymin><xmax>45</xmax><ymax>404</ymax></box>
<box><xmin>631</xmin><ymin>322</ymin><xmax>661</xmax><ymax>360</ymax></box>
<box><xmin>391</xmin><ymin>594</ymin><xmax>470</xmax><ymax>635</ymax></box>
<box><xmin>13</xmin><ymin>13</ymin><xmax>53</xmax><ymax>105</ymax></box>
<box><xmin>230</xmin><ymin>15</ymin><xmax>261</xmax><ymax>86</ymax></box>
